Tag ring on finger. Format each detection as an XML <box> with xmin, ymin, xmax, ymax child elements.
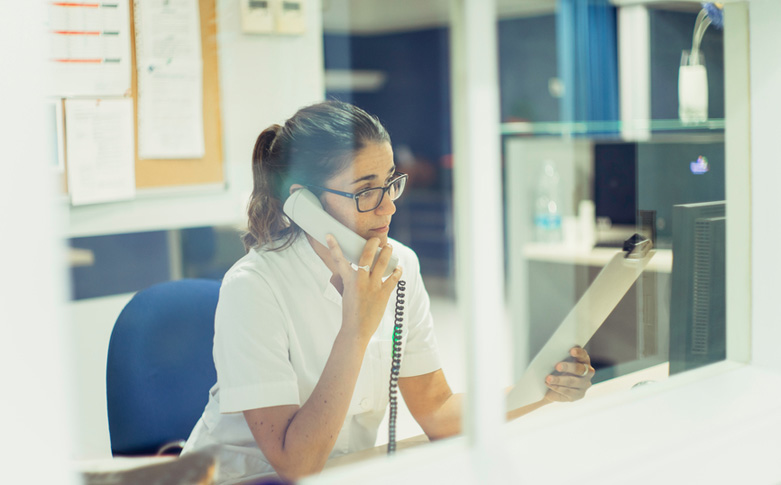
<box><xmin>580</xmin><ymin>364</ymin><xmax>590</xmax><ymax>377</ymax></box>
<box><xmin>355</xmin><ymin>264</ymin><xmax>371</xmax><ymax>273</ymax></box>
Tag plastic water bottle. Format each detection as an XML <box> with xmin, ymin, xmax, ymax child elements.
<box><xmin>534</xmin><ymin>160</ymin><xmax>562</xmax><ymax>243</ymax></box>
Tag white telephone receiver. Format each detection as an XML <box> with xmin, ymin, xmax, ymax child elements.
<box><xmin>283</xmin><ymin>188</ymin><xmax>399</xmax><ymax>277</ymax></box>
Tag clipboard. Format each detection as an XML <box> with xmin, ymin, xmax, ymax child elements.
<box><xmin>506</xmin><ymin>236</ymin><xmax>655</xmax><ymax>411</ymax></box>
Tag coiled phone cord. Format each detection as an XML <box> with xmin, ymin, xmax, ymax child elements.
<box><xmin>387</xmin><ymin>279</ymin><xmax>405</xmax><ymax>454</ymax></box>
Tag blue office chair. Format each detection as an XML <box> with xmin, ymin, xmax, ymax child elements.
<box><xmin>106</xmin><ymin>278</ymin><xmax>221</xmax><ymax>456</ymax></box>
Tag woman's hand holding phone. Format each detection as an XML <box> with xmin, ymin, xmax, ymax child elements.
<box><xmin>326</xmin><ymin>234</ymin><xmax>403</xmax><ymax>343</ymax></box>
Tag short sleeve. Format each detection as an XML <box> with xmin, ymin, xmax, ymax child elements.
<box><xmin>213</xmin><ymin>269</ymin><xmax>300</xmax><ymax>413</ymax></box>
<box><xmin>398</xmin><ymin>249</ymin><xmax>442</xmax><ymax>378</ymax></box>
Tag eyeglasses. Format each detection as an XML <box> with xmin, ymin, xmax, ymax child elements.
<box><xmin>306</xmin><ymin>172</ymin><xmax>408</xmax><ymax>213</ymax></box>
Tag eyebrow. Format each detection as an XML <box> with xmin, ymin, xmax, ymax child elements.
<box><xmin>350</xmin><ymin>165</ymin><xmax>396</xmax><ymax>185</ymax></box>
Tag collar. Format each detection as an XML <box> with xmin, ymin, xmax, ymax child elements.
<box><xmin>292</xmin><ymin>235</ymin><xmax>342</xmax><ymax>304</ymax></box>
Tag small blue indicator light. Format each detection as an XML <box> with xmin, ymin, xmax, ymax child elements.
<box><xmin>690</xmin><ymin>156</ymin><xmax>709</xmax><ymax>174</ymax></box>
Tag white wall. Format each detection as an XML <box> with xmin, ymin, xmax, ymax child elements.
<box><xmin>69</xmin><ymin>293</ymin><xmax>135</xmax><ymax>458</ymax></box>
<box><xmin>217</xmin><ymin>0</ymin><xmax>325</xmax><ymax>201</ymax></box>
<box><xmin>68</xmin><ymin>0</ymin><xmax>325</xmax><ymax>459</ymax></box>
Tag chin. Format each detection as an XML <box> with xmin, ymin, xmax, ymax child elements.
<box><xmin>363</xmin><ymin>232</ymin><xmax>389</xmax><ymax>245</ymax></box>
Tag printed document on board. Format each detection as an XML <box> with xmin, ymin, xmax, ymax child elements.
<box><xmin>65</xmin><ymin>98</ymin><xmax>136</xmax><ymax>205</ymax></box>
<box><xmin>46</xmin><ymin>0</ymin><xmax>132</xmax><ymax>97</ymax></box>
<box><xmin>134</xmin><ymin>0</ymin><xmax>204</xmax><ymax>159</ymax></box>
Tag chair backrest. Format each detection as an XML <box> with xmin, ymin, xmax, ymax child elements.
<box><xmin>106</xmin><ymin>278</ymin><xmax>221</xmax><ymax>456</ymax></box>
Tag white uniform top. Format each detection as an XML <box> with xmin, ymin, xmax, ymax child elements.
<box><xmin>181</xmin><ymin>235</ymin><xmax>442</xmax><ymax>484</ymax></box>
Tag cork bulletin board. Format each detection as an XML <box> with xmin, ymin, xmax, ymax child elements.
<box><xmin>130</xmin><ymin>0</ymin><xmax>224</xmax><ymax>189</ymax></box>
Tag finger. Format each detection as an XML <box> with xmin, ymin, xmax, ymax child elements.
<box><xmin>570</xmin><ymin>346</ymin><xmax>592</xmax><ymax>366</ymax></box>
<box><xmin>358</xmin><ymin>237</ymin><xmax>382</xmax><ymax>272</ymax></box>
<box><xmin>325</xmin><ymin>234</ymin><xmax>354</xmax><ymax>278</ymax></box>
<box><xmin>555</xmin><ymin>361</ymin><xmax>592</xmax><ymax>377</ymax></box>
<box><xmin>545</xmin><ymin>376</ymin><xmax>591</xmax><ymax>401</ymax></box>
<box><xmin>546</xmin><ymin>385</ymin><xmax>585</xmax><ymax>403</ymax></box>
<box><xmin>546</xmin><ymin>374</ymin><xmax>589</xmax><ymax>390</ymax></box>
<box><xmin>370</xmin><ymin>243</ymin><xmax>394</xmax><ymax>282</ymax></box>
<box><xmin>380</xmin><ymin>265</ymin><xmax>404</xmax><ymax>295</ymax></box>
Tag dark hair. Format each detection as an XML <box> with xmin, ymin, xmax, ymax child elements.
<box><xmin>243</xmin><ymin>100</ymin><xmax>391</xmax><ymax>251</ymax></box>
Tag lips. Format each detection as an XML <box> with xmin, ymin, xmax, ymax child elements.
<box><xmin>371</xmin><ymin>225</ymin><xmax>389</xmax><ymax>233</ymax></box>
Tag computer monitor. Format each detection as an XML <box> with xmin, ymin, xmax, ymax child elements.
<box><xmin>594</xmin><ymin>142</ymin><xmax>637</xmax><ymax>226</ymax></box>
<box><xmin>668</xmin><ymin>200</ymin><xmax>726</xmax><ymax>375</ymax></box>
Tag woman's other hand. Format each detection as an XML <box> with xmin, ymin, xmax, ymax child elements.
<box><xmin>326</xmin><ymin>234</ymin><xmax>403</xmax><ymax>342</ymax></box>
<box><xmin>543</xmin><ymin>346</ymin><xmax>593</xmax><ymax>403</ymax></box>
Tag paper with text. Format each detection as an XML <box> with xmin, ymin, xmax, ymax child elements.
<box><xmin>46</xmin><ymin>0</ymin><xmax>132</xmax><ymax>97</ymax></box>
<box><xmin>134</xmin><ymin>0</ymin><xmax>204</xmax><ymax>159</ymax></box>
<box><xmin>65</xmin><ymin>98</ymin><xmax>135</xmax><ymax>205</ymax></box>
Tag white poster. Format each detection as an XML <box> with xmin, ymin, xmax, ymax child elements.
<box><xmin>134</xmin><ymin>0</ymin><xmax>204</xmax><ymax>159</ymax></box>
<box><xmin>136</xmin><ymin>59</ymin><xmax>205</xmax><ymax>159</ymax></box>
<box><xmin>46</xmin><ymin>0</ymin><xmax>132</xmax><ymax>97</ymax></box>
<box><xmin>65</xmin><ymin>98</ymin><xmax>136</xmax><ymax>205</ymax></box>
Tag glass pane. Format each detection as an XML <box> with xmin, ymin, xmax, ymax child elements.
<box><xmin>503</xmin><ymin>0</ymin><xmax>728</xmax><ymax>411</ymax></box>
<box><xmin>56</xmin><ymin>0</ymin><xmax>746</xmax><ymax>482</ymax></box>
<box><xmin>323</xmin><ymin>0</ymin><xmax>461</xmax><ymax>453</ymax></box>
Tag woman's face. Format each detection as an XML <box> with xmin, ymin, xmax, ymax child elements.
<box><xmin>321</xmin><ymin>141</ymin><xmax>397</xmax><ymax>246</ymax></box>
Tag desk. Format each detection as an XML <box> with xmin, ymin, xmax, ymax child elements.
<box><xmin>75</xmin><ymin>364</ymin><xmax>669</xmax><ymax>484</ymax></box>
<box><xmin>324</xmin><ymin>361</ymin><xmax>669</xmax><ymax>472</ymax></box>
<box><xmin>324</xmin><ymin>434</ymin><xmax>431</xmax><ymax>470</ymax></box>
<box><xmin>76</xmin><ymin>452</ymin><xmax>215</xmax><ymax>485</ymax></box>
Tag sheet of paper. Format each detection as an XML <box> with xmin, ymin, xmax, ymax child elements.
<box><xmin>65</xmin><ymin>98</ymin><xmax>136</xmax><ymax>205</ymax></box>
<box><xmin>46</xmin><ymin>1</ymin><xmax>132</xmax><ymax>97</ymax></box>
<box><xmin>133</xmin><ymin>0</ymin><xmax>202</xmax><ymax>61</ymax></box>
<box><xmin>136</xmin><ymin>59</ymin><xmax>205</xmax><ymax>159</ymax></box>
<box><xmin>506</xmin><ymin>250</ymin><xmax>656</xmax><ymax>411</ymax></box>
<box><xmin>134</xmin><ymin>0</ymin><xmax>204</xmax><ymax>159</ymax></box>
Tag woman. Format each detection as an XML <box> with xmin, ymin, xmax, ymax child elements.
<box><xmin>181</xmin><ymin>101</ymin><xmax>593</xmax><ymax>483</ymax></box>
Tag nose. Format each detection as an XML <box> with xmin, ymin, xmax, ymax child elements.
<box><xmin>375</xmin><ymin>190</ymin><xmax>396</xmax><ymax>216</ymax></box>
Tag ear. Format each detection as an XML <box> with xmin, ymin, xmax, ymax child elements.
<box><xmin>289</xmin><ymin>184</ymin><xmax>305</xmax><ymax>196</ymax></box>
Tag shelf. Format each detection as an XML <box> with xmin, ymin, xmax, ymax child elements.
<box><xmin>500</xmin><ymin>118</ymin><xmax>725</xmax><ymax>137</ymax></box>
<box><xmin>66</xmin><ymin>185</ymin><xmax>247</xmax><ymax>238</ymax></box>
<box><xmin>522</xmin><ymin>243</ymin><xmax>672</xmax><ymax>273</ymax></box>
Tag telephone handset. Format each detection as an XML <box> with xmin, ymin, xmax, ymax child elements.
<box><xmin>283</xmin><ymin>188</ymin><xmax>399</xmax><ymax>277</ymax></box>
<box><xmin>283</xmin><ymin>187</ymin><xmax>404</xmax><ymax>454</ymax></box>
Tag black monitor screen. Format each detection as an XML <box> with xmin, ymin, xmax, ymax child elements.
<box><xmin>594</xmin><ymin>142</ymin><xmax>637</xmax><ymax>226</ymax></box>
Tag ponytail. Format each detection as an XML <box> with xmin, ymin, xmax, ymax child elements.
<box><xmin>242</xmin><ymin>124</ymin><xmax>296</xmax><ymax>251</ymax></box>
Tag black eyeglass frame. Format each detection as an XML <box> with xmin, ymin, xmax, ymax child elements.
<box><xmin>305</xmin><ymin>172</ymin><xmax>408</xmax><ymax>213</ymax></box>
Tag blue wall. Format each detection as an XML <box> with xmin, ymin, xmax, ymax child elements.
<box><xmin>323</xmin><ymin>14</ymin><xmax>561</xmax><ymax>169</ymax></box>
<box><xmin>325</xmin><ymin>29</ymin><xmax>452</xmax><ymax>167</ymax></box>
